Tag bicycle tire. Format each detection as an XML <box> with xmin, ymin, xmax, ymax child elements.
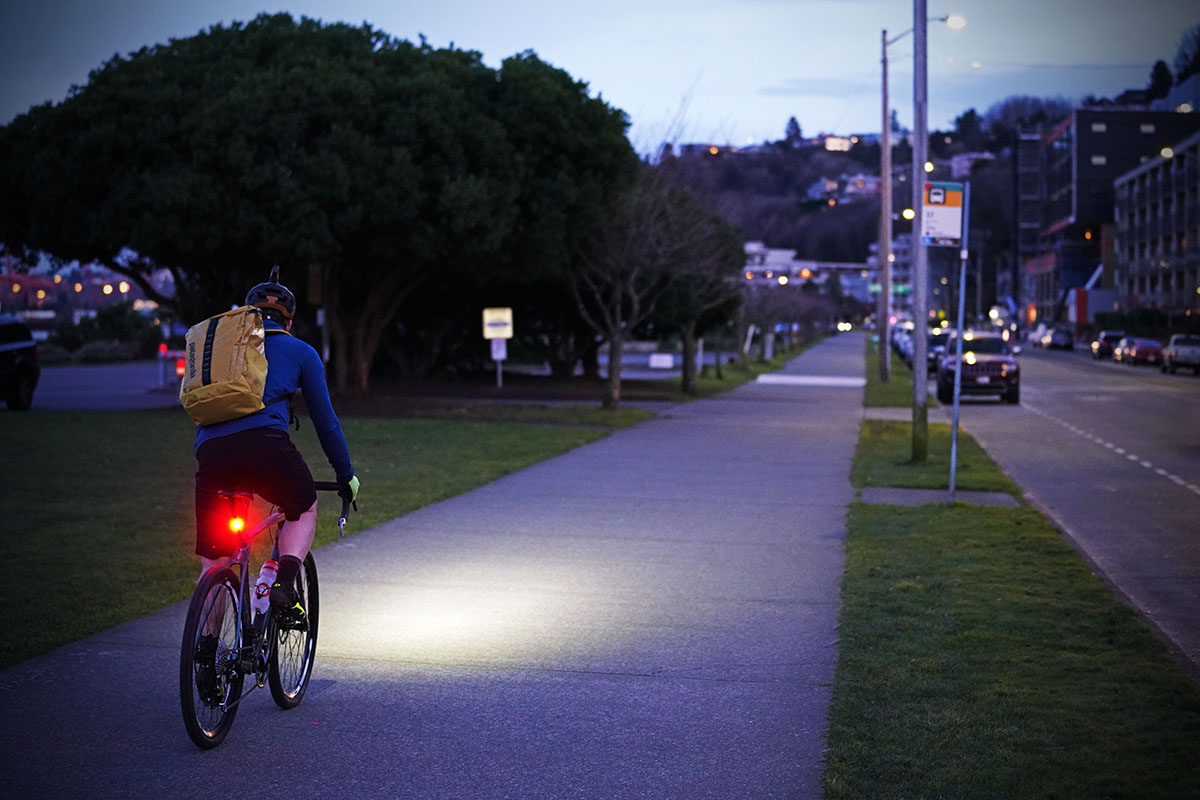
<box><xmin>268</xmin><ymin>552</ymin><xmax>319</xmax><ymax>709</ymax></box>
<box><xmin>179</xmin><ymin>566</ymin><xmax>245</xmax><ymax>749</ymax></box>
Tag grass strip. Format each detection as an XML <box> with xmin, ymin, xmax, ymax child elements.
<box><xmin>851</xmin><ymin>419</ymin><xmax>1020</xmax><ymax>494</ymax></box>
<box><xmin>864</xmin><ymin>335</ymin><xmax>919</xmax><ymax>408</ymax></box>
<box><xmin>0</xmin><ymin>407</ymin><xmax>623</xmax><ymax>668</ymax></box>
<box><xmin>824</xmin><ymin>501</ymin><xmax>1200</xmax><ymax>799</ymax></box>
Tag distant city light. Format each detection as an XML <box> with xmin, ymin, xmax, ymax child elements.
<box><xmin>902</xmin><ymin>208</ymin><xmax>916</xmax><ymax>220</ymax></box>
<box><xmin>1161</xmin><ymin>147</ymin><xmax>1174</xmax><ymax>159</ymax></box>
<box><xmin>118</xmin><ymin>281</ymin><xmax>130</xmax><ymax>293</ymax></box>
<box><xmin>74</xmin><ymin>283</ymin><xmax>83</xmax><ymax>293</ymax></box>
<box><xmin>1084</xmin><ymin>230</ymin><xmax>1093</xmax><ymax>240</ymax></box>
<box><xmin>1178</xmin><ymin>103</ymin><xmax>1193</xmax><ymax>113</ymax></box>
<box><xmin>970</xmin><ymin>60</ymin><xmax>982</xmax><ymax>69</ymax></box>
<box><xmin>827</xmin><ymin>198</ymin><xmax>837</xmax><ymax>206</ymax></box>
<box><xmin>777</xmin><ymin>275</ymin><xmax>789</xmax><ymax>285</ymax></box>
<box><xmin>103</xmin><ymin>284</ymin><xmax>113</xmax><ymax>295</ymax></box>
<box><xmin>36</xmin><ymin>289</ymin><xmax>46</xmax><ymax>300</ymax></box>
<box><xmin>924</xmin><ymin>161</ymin><xmax>935</xmax><ymax>173</ymax></box>
<box><xmin>53</xmin><ymin>275</ymin><xmax>62</xmax><ymax>284</ymax></box>
<box><xmin>744</xmin><ymin>271</ymin><xmax>754</xmax><ymax>280</ymax></box>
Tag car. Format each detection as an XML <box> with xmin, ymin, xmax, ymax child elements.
<box><xmin>927</xmin><ymin>329</ymin><xmax>953</xmax><ymax>370</ymax></box>
<box><xmin>1090</xmin><ymin>330</ymin><xmax>1125</xmax><ymax>359</ymax></box>
<box><xmin>1040</xmin><ymin>327</ymin><xmax>1074</xmax><ymax>350</ymax></box>
<box><xmin>0</xmin><ymin>313</ymin><xmax>40</xmax><ymax>411</ymax></box>
<box><xmin>1115</xmin><ymin>336</ymin><xmax>1163</xmax><ymax>366</ymax></box>
<box><xmin>936</xmin><ymin>331</ymin><xmax>1020</xmax><ymax>405</ymax></box>
<box><xmin>1162</xmin><ymin>334</ymin><xmax>1200</xmax><ymax>374</ymax></box>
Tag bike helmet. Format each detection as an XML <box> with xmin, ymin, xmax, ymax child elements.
<box><xmin>244</xmin><ymin>266</ymin><xmax>296</xmax><ymax>319</ymax></box>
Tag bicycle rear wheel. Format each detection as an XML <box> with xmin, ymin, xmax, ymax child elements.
<box><xmin>180</xmin><ymin>566</ymin><xmax>244</xmax><ymax>749</ymax></box>
<box><xmin>268</xmin><ymin>552</ymin><xmax>319</xmax><ymax>708</ymax></box>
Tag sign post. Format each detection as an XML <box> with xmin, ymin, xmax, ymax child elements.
<box><xmin>482</xmin><ymin>307</ymin><xmax>513</xmax><ymax>390</ymax></box>
<box><xmin>920</xmin><ymin>181</ymin><xmax>970</xmax><ymax>501</ymax></box>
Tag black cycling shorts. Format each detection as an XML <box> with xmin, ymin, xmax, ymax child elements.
<box><xmin>194</xmin><ymin>426</ymin><xmax>317</xmax><ymax>559</ymax></box>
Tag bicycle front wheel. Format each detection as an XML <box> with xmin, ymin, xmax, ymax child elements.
<box><xmin>179</xmin><ymin>566</ymin><xmax>244</xmax><ymax>749</ymax></box>
<box><xmin>268</xmin><ymin>552</ymin><xmax>319</xmax><ymax>708</ymax></box>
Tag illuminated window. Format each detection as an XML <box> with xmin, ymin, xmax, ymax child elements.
<box><xmin>1091</xmin><ymin>122</ymin><xmax>1107</xmax><ymax>133</ymax></box>
<box><xmin>1140</xmin><ymin>123</ymin><xmax>1156</xmax><ymax>134</ymax></box>
<box><xmin>1091</xmin><ymin>154</ymin><xmax>1107</xmax><ymax>166</ymax></box>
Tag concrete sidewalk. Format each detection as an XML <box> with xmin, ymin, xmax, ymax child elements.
<box><xmin>0</xmin><ymin>335</ymin><xmax>865</xmax><ymax>799</ymax></box>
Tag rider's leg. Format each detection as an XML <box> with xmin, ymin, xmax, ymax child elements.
<box><xmin>272</xmin><ymin>500</ymin><xmax>317</xmax><ymax>606</ymax></box>
<box><xmin>277</xmin><ymin>500</ymin><xmax>317</xmax><ymax>562</ymax></box>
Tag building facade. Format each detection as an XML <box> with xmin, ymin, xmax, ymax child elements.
<box><xmin>1023</xmin><ymin>108</ymin><xmax>1200</xmax><ymax>327</ymax></box>
<box><xmin>1113</xmin><ymin>127</ymin><xmax>1200</xmax><ymax>315</ymax></box>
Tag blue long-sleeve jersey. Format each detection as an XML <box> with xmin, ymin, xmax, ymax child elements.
<box><xmin>193</xmin><ymin>319</ymin><xmax>354</xmax><ymax>483</ymax></box>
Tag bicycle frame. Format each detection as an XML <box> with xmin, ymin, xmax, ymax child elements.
<box><xmin>213</xmin><ymin>483</ymin><xmax>350</xmax><ymax>697</ymax></box>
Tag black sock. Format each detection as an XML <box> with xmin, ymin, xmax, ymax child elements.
<box><xmin>274</xmin><ymin>555</ymin><xmax>303</xmax><ymax>587</ymax></box>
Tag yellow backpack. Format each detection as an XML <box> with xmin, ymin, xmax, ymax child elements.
<box><xmin>179</xmin><ymin>306</ymin><xmax>269</xmax><ymax>426</ymax></box>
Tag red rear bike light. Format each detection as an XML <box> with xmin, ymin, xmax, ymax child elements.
<box><xmin>219</xmin><ymin>492</ymin><xmax>252</xmax><ymax>537</ymax></box>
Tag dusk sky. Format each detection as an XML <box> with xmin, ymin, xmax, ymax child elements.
<box><xmin>1</xmin><ymin>0</ymin><xmax>1197</xmax><ymax>152</ymax></box>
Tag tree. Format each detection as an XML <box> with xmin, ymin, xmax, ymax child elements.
<box><xmin>785</xmin><ymin>116</ymin><xmax>802</xmax><ymax>146</ymax></box>
<box><xmin>571</xmin><ymin>166</ymin><xmax>720</xmax><ymax>407</ymax></box>
<box><xmin>953</xmin><ymin>108</ymin><xmax>984</xmax><ymax>150</ymax></box>
<box><xmin>647</xmin><ymin>208</ymin><xmax>744</xmax><ymax>394</ymax></box>
<box><xmin>1148</xmin><ymin>60</ymin><xmax>1173</xmax><ymax>100</ymax></box>
<box><xmin>0</xmin><ymin>14</ymin><xmax>635</xmax><ymax>395</ymax></box>
<box><xmin>1174</xmin><ymin>22</ymin><xmax>1200</xmax><ymax>84</ymax></box>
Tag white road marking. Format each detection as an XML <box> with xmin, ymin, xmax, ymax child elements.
<box><xmin>1024</xmin><ymin>401</ymin><xmax>1194</xmax><ymax>497</ymax></box>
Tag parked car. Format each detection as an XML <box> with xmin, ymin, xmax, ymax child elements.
<box><xmin>1114</xmin><ymin>337</ymin><xmax>1162</xmax><ymax>366</ymax></box>
<box><xmin>936</xmin><ymin>331</ymin><xmax>1020</xmax><ymax>405</ymax></box>
<box><xmin>1040</xmin><ymin>327</ymin><xmax>1074</xmax><ymax>350</ymax></box>
<box><xmin>1162</xmin><ymin>334</ymin><xmax>1200</xmax><ymax>374</ymax></box>
<box><xmin>1090</xmin><ymin>330</ymin><xmax>1125</xmax><ymax>359</ymax></box>
<box><xmin>927</xmin><ymin>329</ymin><xmax>953</xmax><ymax>370</ymax></box>
<box><xmin>0</xmin><ymin>313</ymin><xmax>40</xmax><ymax>411</ymax></box>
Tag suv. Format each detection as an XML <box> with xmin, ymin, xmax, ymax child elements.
<box><xmin>0</xmin><ymin>313</ymin><xmax>40</xmax><ymax>410</ymax></box>
<box><xmin>936</xmin><ymin>331</ymin><xmax>1020</xmax><ymax>405</ymax></box>
<box><xmin>1090</xmin><ymin>330</ymin><xmax>1124</xmax><ymax>359</ymax></box>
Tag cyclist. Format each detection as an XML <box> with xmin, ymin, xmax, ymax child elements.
<box><xmin>193</xmin><ymin>272</ymin><xmax>359</xmax><ymax>623</ymax></box>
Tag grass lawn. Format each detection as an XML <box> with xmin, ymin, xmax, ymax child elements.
<box><xmin>827</xmin><ymin>379</ymin><xmax>1200</xmax><ymax>797</ymax></box>
<box><xmin>0</xmin><ymin>406</ymin><xmax>639</xmax><ymax>669</ymax></box>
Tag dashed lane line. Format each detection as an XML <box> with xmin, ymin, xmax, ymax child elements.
<box><xmin>1024</xmin><ymin>403</ymin><xmax>1200</xmax><ymax>497</ymax></box>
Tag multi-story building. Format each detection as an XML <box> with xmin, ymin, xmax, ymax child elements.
<box><xmin>1024</xmin><ymin>108</ymin><xmax>1200</xmax><ymax>327</ymax></box>
<box><xmin>1113</xmin><ymin>127</ymin><xmax>1200</xmax><ymax>315</ymax></box>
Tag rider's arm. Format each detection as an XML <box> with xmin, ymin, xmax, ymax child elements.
<box><xmin>297</xmin><ymin>346</ymin><xmax>354</xmax><ymax>484</ymax></box>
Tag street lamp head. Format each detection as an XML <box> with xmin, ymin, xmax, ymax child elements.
<box><xmin>924</xmin><ymin>161</ymin><xmax>935</xmax><ymax>173</ymax></box>
<box><xmin>945</xmin><ymin>13</ymin><xmax>966</xmax><ymax>30</ymax></box>
<box><xmin>902</xmin><ymin>208</ymin><xmax>916</xmax><ymax>220</ymax></box>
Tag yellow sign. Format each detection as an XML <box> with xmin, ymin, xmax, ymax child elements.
<box><xmin>482</xmin><ymin>307</ymin><xmax>513</xmax><ymax>339</ymax></box>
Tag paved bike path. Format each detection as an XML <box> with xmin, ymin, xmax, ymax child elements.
<box><xmin>0</xmin><ymin>334</ymin><xmax>864</xmax><ymax>799</ymax></box>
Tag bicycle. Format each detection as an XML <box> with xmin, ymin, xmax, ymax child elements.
<box><xmin>179</xmin><ymin>480</ymin><xmax>353</xmax><ymax>749</ymax></box>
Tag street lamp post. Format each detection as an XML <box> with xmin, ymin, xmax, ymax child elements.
<box><xmin>912</xmin><ymin>0</ymin><xmax>930</xmax><ymax>461</ymax></box>
<box><xmin>879</xmin><ymin>29</ymin><xmax>893</xmax><ymax>383</ymax></box>
<box><xmin>878</xmin><ymin>11</ymin><xmax>965</xmax><ymax>388</ymax></box>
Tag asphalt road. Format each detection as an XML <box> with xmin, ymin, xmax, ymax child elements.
<box><xmin>33</xmin><ymin>359</ymin><xmax>179</xmax><ymax>410</ymax></box>
<box><xmin>0</xmin><ymin>335</ymin><xmax>866</xmax><ymax>798</ymax></box>
<box><xmin>945</xmin><ymin>343</ymin><xmax>1200</xmax><ymax>672</ymax></box>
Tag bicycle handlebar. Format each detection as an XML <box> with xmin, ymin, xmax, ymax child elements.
<box><xmin>313</xmin><ymin>481</ymin><xmax>355</xmax><ymax>538</ymax></box>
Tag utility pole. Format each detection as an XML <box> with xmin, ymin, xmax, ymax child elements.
<box><xmin>878</xmin><ymin>28</ymin><xmax>893</xmax><ymax>382</ymax></box>
<box><xmin>911</xmin><ymin>0</ymin><xmax>930</xmax><ymax>462</ymax></box>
